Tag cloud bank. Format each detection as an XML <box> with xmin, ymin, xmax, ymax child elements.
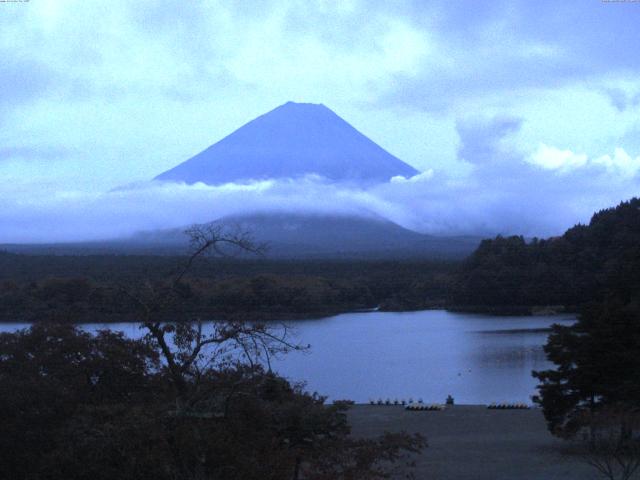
<box><xmin>1</xmin><ymin>1</ymin><xmax>640</xmax><ymax>243</ymax></box>
<box><xmin>2</xmin><ymin>137</ymin><xmax>638</xmax><ymax>244</ymax></box>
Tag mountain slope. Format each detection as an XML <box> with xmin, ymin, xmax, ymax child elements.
<box><xmin>127</xmin><ymin>213</ymin><xmax>480</xmax><ymax>259</ymax></box>
<box><xmin>155</xmin><ymin>102</ymin><xmax>419</xmax><ymax>185</ymax></box>
<box><xmin>2</xmin><ymin>214</ymin><xmax>480</xmax><ymax>259</ymax></box>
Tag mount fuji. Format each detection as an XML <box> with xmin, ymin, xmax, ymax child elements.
<box><xmin>4</xmin><ymin>103</ymin><xmax>480</xmax><ymax>258</ymax></box>
<box><xmin>155</xmin><ymin>101</ymin><xmax>418</xmax><ymax>185</ymax></box>
<box><xmin>149</xmin><ymin>102</ymin><xmax>479</xmax><ymax>258</ymax></box>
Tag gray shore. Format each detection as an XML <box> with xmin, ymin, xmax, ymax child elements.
<box><xmin>348</xmin><ymin>405</ymin><xmax>595</xmax><ymax>480</ymax></box>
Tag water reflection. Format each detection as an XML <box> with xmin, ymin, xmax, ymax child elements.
<box><xmin>272</xmin><ymin>310</ymin><xmax>575</xmax><ymax>404</ymax></box>
<box><xmin>0</xmin><ymin>310</ymin><xmax>575</xmax><ymax>404</ymax></box>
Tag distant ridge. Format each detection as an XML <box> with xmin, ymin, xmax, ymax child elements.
<box><xmin>1</xmin><ymin>214</ymin><xmax>481</xmax><ymax>260</ymax></box>
<box><xmin>155</xmin><ymin>102</ymin><xmax>419</xmax><ymax>185</ymax></box>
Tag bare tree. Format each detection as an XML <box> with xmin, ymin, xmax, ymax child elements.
<box><xmin>119</xmin><ymin>222</ymin><xmax>305</xmax><ymax>410</ymax></box>
<box><xmin>581</xmin><ymin>406</ymin><xmax>640</xmax><ymax>480</ymax></box>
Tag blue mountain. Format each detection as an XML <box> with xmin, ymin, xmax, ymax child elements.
<box><xmin>155</xmin><ymin>102</ymin><xmax>418</xmax><ymax>185</ymax></box>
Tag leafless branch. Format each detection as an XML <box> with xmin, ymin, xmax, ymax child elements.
<box><xmin>113</xmin><ymin>221</ymin><xmax>305</xmax><ymax>411</ymax></box>
<box><xmin>581</xmin><ymin>406</ymin><xmax>640</xmax><ymax>480</ymax></box>
<box><xmin>174</xmin><ymin>222</ymin><xmax>267</xmax><ymax>285</ymax></box>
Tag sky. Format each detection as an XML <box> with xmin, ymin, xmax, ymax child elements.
<box><xmin>1</xmin><ymin>0</ymin><xmax>640</xmax><ymax>242</ymax></box>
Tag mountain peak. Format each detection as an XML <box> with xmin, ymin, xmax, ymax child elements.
<box><xmin>282</xmin><ymin>100</ymin><xmax>325</xmax><ymax>108</ymax></box>
<box><xmin>263</xmin><ymin>101</ymin><xmax>337</xmax><ymax>121</ymax></box>
<box><xmin>155</xmin><ymin>102</ymin><xmax>419</xmax><ymax>185</ymax></box>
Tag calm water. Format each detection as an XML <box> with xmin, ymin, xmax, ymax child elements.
<box><xmin>0</xmin><ymin>310</ymin><xmax>575</xmax><ymax>404</ymax></box>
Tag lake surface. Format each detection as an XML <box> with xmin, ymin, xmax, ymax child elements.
<box><xmin>0</xmin><ymin>310</ymin><xmax>575</xmax><ymax>404</ymax></box>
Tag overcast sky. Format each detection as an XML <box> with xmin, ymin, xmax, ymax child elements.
<box><xmin>1</xmin><ymin>0</ymin><xmax>640</xmax><ymax>242</ymax></box>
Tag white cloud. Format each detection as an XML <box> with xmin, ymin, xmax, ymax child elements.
<box><xmin>527</xmin><ymin>144</ymin><xmax>588</xmax><ymax>172</ymax></box>
<box><xmin>2</xmin><ymin>158</ymin><xmax>639</xmax><ymax>244</ymax></box>
<box><xmin>390</xmin><ymin>169</ymin><xmax>434</xmax><ymax>183</ymax></box>
<box><xmin>593</xmin><ymin>148</ymin><xmax>640</xmax><ymax>178</ymax></box>
<box><xmin>527</xmin><ymin>144</ymin><xmax>640</xmax><ymax>178</ymax></box>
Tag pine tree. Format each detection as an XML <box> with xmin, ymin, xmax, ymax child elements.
<box><xmin>533</xmin><ymin>299</ymin><xmax>640</xmax><ymax>438</ymax></box>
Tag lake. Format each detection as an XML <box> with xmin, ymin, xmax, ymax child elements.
<box><xmin>0</xmin><ymin>310</ymin><xmax>575</xmax><ymax>404</ymax></box>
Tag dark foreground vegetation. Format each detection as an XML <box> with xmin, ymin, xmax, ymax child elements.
<box><xmin>0</xmin><ymin>323</ymin><xmax>424</xmax><ymax>480</ymax></box>
<box><xmin>0</xmin><ymin>225</ymin><xmax>424</xmax><ymax>480</ymax></box>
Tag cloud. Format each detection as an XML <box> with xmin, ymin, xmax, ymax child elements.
<box><xmin>2</xmin><ymin>112</ymin><xmax>638</xmax><ymax>244</ymax></box>
<box><xmin>456</xmin><ymin>116</ymin><xmax>522</xmax><ymax>166</ymax></box>
<box><xmin>525</xmin><ymin>144</ymin><xmax>640</xmax><ymax>178</ymax></box>
<box><xmin>379</xmin><ymin>0</ymin><xmax>640</xmax><ymax>113</ymax></box>
<box><xmin>593</xmin><ymin>148</ymin><xmax>640</xmax><ymax>178</ymax></box>
<box><xmin>0</xmin><ymin>56</ymin><xmax>54</xmax><ymax>108</ymax></box>
<box><xmin>390</xmin><ymin>169</ymin><xmax>434</xmax><ymax>183</ymax></box>
<box><xmin>527</xmin><ymin>144</ymin><xmax>588</xmax><ymax>172</ymax></box>
<box><xmin>0</xmin><ymin>178</ymin><xmax>388</xmax><ymax>243</ymax></box>
<box><xmin>1</xmin><ymin>1</ymin><xmax>640</xmax><ymax>244</ymax></box>
<box><xmin>603</xmin><ymin>88</ymin><xmax>640</xmax><ymax>112</ymax></box>
<box><xmin>2</xmin><ymin>152</ymin><xmax>639</xmax><ymax>244</ymax></box>
<box><xmin>0</xmin><ymin>146</ymin><xmax>71</xmax><ymax>162</ymax></box>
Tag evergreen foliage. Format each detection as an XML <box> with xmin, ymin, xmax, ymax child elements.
<box><xmin>452</xmin><ymin>198</ymin><xmax>640</xmax><ymax>312</ymax></box>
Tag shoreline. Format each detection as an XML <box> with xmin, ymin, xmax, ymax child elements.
<box><xmin>0</xmin><ymin>306</ymin><xmax>577</xmax><ymax>324</ymax></box>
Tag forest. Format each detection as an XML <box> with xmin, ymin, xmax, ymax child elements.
<box><xmin>451</xmin><ymin>198</ymin><xmax>640</xmax><ymax>314</ymax></box>
<box><xmin>529</xmin><ymin>200</ymin><xmax>640</xmax><ymax>477</ymax></box>
<box><xmin>2</xmin><ymin>198</ymin><xmax>640</xmax><ymax>323</ymax></box>
<box><xmin>0</xmin><ymin>255</ymin><xmax>456</xmax><ymax>322</ymax></box>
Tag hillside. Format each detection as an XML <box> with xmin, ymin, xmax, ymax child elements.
<box><xmin>128</xmin><ymin>213</ymin><xmax>480</xmax><ymax>259</ymax></box>
<box><xmin>3</xmin><ymin>214</ymin><xmax>480</xmax><ymax>260</ymax></box>
<box><xmin>450</xmin><ymin>197</ymin><xmax>640</xmax><ymax>312</ymax></box>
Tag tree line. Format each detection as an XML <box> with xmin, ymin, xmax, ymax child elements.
<box><xmin>451</xmin><ymin>198</ymin><xmax>640</xmax><ymax>313</ymax></box>
<box><xmin>0</xmin><ymin>254</ymin><xmax>455</xmax><ymax>322</ymax></box>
